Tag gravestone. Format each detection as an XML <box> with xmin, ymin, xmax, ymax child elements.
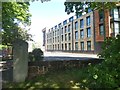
<box><xmin>13</xmin><ymin>39</ymin><xmax>28</xmax><ymax>82</ymax></box>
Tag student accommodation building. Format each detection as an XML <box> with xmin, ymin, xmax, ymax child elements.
<box><xmin>45</xmin><ymin>7</ymin><xmax>120</xmax><ymax>54</ymax></box>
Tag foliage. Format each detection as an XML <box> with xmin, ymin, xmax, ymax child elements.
<box><xmin>64</xmin><ymin>2</ymin><xmax>118</xmax><ymax>15</ymax></box>
<box><xmin>2</xmin><ymin>2</ymin><xmax>32</xmax><ymax>45</ymax></box>
<box><xmin>79</xmin><ymin>35</ymin><xmax>120</xmax><ymax>89</ymax></box>
<box><xmin>29</xmin><ymin>48</ymin><xmax>43</xmax><ymax>61</ymax></box>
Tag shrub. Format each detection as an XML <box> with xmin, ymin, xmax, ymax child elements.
<box><xmin>29</xmin><ymin>48</ymin><xmax>44</xmax><ymax>61</ymax></box>
<box><xmin>80</xmin><ymin>35</ymin><xmax>120</xmax><ymax>89</ymax></box>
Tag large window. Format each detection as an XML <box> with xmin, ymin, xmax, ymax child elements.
<box><xmin>114</xmin><ymin>8</ymin><xmax>119</xmax><ymax>19</ymax></box>
<box><xmin>65</xmin><ymin>26</ymin><xmax>67</xmax><ymax>33</ymax></box>
<box><xmin>99</xmin><ymin>24</ymin><xmax>104</xmax><ymax>35</ymax></box>
<box><xmin>69</xmin><ymin>16</ymin><xmax>74</xmax><ymax>22</ymax></box>
<box><xmin>87</xmin><ymin>28</ymin><xmax>91</xmax><ymax>38</ymax></box>
<box><xmin>61</xmin><ymin>27</ymin><xmax>63</xmax><ymax>34</ymax></box>
<box><xmin>87</xmin><ymin>41</ymin><xmax>91</xmax><ymax>50</ymax></box>
<box><xmin>75</xmin><ymin>42</ymin><xmax>78</xmax><ymax>50</ymax></box>
<box><xmin>81</xmin><ymin>42</ymin><xmax>84</xmax><ymax>51</ymax></box>
<box><xmin>75</xmin><ymin>21</ymin><xmax>78</xmax><ymax>30</ymax></box>
<box><xmin>86</xmin><ymin>16</ymin><xmax>90</xmax><ymax>26</ymax></box>
<box><xmin>68</xmin><ymin>33</ymin><xmax>71</xmax><ymax>41</ymax></box>
<box><xmin>61</xmin><ymin>35</ymin><xmax>63</xmax><ymax>41</ymax></box>
<box><xmin>65</xmin><ymin>43</ymin><xmax>67</xmax><ymax>50</ymax></box>
<box><xmin>68</xmin><ymin>24</ymin><xmax>71</xmax><ymax>32</ymax></box>
<box><xmin>62</xmin><ymin>44</ymin><xmax>64</xmax><ymax>50</ymax></box>
<box><xmin>68</xmin><ymin>43</ymin><xmax>71</xmax><ymax>50</ymax></box>
<box><xmin>75</xmin><ymin>31</ymin><xmax>78</xmax><ymax>40</ymax></box>
<box><xmin>53</xmin><ymin>38</ymin><xmax>54</xmax><ymax>43</ymax></box>
<box><xmin>58</xmin><ymin>44</ymin><xmax>59</xmax><ymax>50</ymax></box>
<box><xmin>58</xmin><ymin>36</ymin><xmax>59</xmax><ymax>42</ymax></box>
<box><xmin>63</xmin><ymin>20</ymin><xmax>67</xmax><ymax>25</ymax></box>
<box><xmin>80</xmin><ymin>30</ymin><xmax>84</xmax><ymax>39</ymax></box>
<box><xmin>114</xmin><ymin>22</ymin><xmax>119</xmax><ymax>36</ymax></box>
<box><xmin>65</xmin><ymin>34</ymin><xmax>67</xmax><ymax>41</ymax></box>
<box><xmin>80</xmin><ymin>19</ymin><xmax>84</xmax><ymax>28</ymax></box>
<box><xmin>99</xmin><ymin>11</ymin><xmax>104</xmax><ymax>22</ymax></box>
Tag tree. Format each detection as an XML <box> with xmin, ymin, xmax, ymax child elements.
<box><xmin>2</xmin><ymin>2</ymin><xmax>32</xmax><ymax>45</ymax></box>
<box><xmin>64</xmin><ymin>1</ymin><xmax>120</xmax><ymax>89</ymax></box>
<box><xmin>64</xmin><ymin>2</ymin><xmax>118</xmax><ymax>15</ymax></box>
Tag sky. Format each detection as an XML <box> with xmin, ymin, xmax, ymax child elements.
<box><xmin>29</xmin><ymin>0</ymin><xmax>74</xmax><ymax>50</ymax></box>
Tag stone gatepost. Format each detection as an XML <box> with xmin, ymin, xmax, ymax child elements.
<box><xmin>13</xmin><ymin>39</ymin><xmax>28</xmax><ymax>82</ymax></box>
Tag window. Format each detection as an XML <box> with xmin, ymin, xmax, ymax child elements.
<box><xmin>65</xmin><ymin>34</ymin><xmax>67</xmax><ymax>41</ymax></box>
<box><xmin>61</xmin><ymin>27</ymin><xmax>63</xmax><ymax>34</ymax></box>
<box><xmin>58</xmin><ymin>36</ymin><xmax>59</xmax><ymax>42</ymax></box>
<box><xmin>53</xmin><ymin>38</ymin><xmax>54</xmax><ymax>43</ymax></box>
<box><xmin>55</xmin><ymin>25</ymin><xmax>57</xmax><ymax>29</ymax></box>
<box><xmin>69</xmin><ymin>16</ymin><xmax>74</xmax><ymax>22</ymax></box>
<box><xmin>68</xmin><ymin>24</ymin><xmax>71</xmax><ymax>32</ymax></box>
<box><xmin>81</xmin><ymin>42</ymin><xmax>84</xmax><ymax>51</ymax></box>
<box><xmin>65</xmin><ymin>26</ymin><xmax>67</xmax><ymax>33</ymax></box>
<box><xmin>99</xmin><ymin>11</ymin><xmax>104</xmax><ymax>22</ymax></box>
<box><xmin>58</xmin><ymin>23</ymin><xmax>61</xmax><ymax>28</ymax></box>
<box><xmin>87</xmin><ymin>41</ymin><xmax>91</xmax><ymax>50</ymax></box>
<box><xmin>53</xmin><ymin>31</ymin><xmax>54</xmax><ymax>36</ymax></box>
<box><xmin>68</xmin><ymin>43</ymin><xmax>71</xmax><ymax>50</ymax></box>
<box><xmin>80</xmin><ymin>30</ymin><xmax>84</xmax><ymax>38</ymax></box>
<box><xmin>114</xmin><ymin>22</ymin><xmax>119</xmax><ymax>36</ymax></box>
<box><xmin>62</xmin><ymin>44</ymin><xmax>64</xmax><ymax>50</ymax></box>
<box><xmin>55</xmin><ymin>31</ymin><xmax>56</xmax><ymax>36</ymax></box>
<box><xmin>53</xmin><ymin>45</ymin><xmax>54</xmax><ymax>50</ymax></box>
<box><xmin>114</xmin><ymin>8</ymin><xmax>119</xmax><ymax>18</ymax></box>
<box><xmin>55</xmin><ymin>37</ymin><xmax>56</xmax><ymax>42</ymax></box>
<box><xmin>61</xmin><ymin>35</ymin><xmax>63</xmax><ymax>41</ymax></box>
<box><xmin>65</xmin><ymin>43</ymin><xmax>67</xmax><ymax>50</ymax></box>
<box><xmin>55</xmin><ymin>44</ymin><xmax>56</xmax><ymax>50</ymax></box>
<box><xmin>58</xmin><ymin>44</ymin><xmax>59</xmax><ymax>50</ymax></box>
<box><xmin>63</xmin><ymin>20</ymin><xmax>67</xmax><ymax>25</ymax></box>
<box><xmin>75</xmin><ymin>42</ymin><xmax>78</xmax><ymax>50</ymax></box>
<box><xmin>68</xmin><ymin>33</ymin><xmax>71</xmax><ymax>41</ymax></box>
<box><xmin>99</xmin><ymin>24</ymin><xmax>104</xmax><ymax>35</ymax></box>
<box><xmin>75</xmin><ymin>31</ymin><xmax>78</xmax><ymax>40</ymax></box>
<box><xmin>80</xmin><ymin>19</ymin><xmax>84</xmax><ymax>28</ymax></box>
<box><xmin>75</xmin><ymin>21</ymin><xmax>78</xmax><ymax>30</ymax></box>
<box><xmin>87</xmin><ymin>28</ymin><xmax>91</xmax><ymax>38</ymax></box>
<box><xmin>86</xmin><ymin>16</ymin><xmax>90</xmax><ymax>26</ymax></box>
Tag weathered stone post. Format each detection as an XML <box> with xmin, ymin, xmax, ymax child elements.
<box><xmin>13</xmin><ymin>39</ymin><xmax>28</xmax><ymax>82</ymax></box>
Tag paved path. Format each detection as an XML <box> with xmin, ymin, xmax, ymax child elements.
<box><xmin>43</xmin><ymin>51</ymin><xmax>99</xmax><ymax>61</ymax></box>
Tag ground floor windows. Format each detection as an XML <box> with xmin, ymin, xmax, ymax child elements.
<box><xmin>75</xmin><ymin>42</ymin><xmax>78</xmax><ymax>50</ymax></box>
<box><xmin>87</xmin><ymin>41</ymin><xmax>91</xmax><ymax>50</ymax></box>
<box><xmin>81</xmin><ymin>42</ymin><xmax>84</xmax><ymax>51</ymax></box>
<box><xmin>68</xmin><ymin>43</ymin><xmax>71</xmax><ymax>50</ymax></box>
<box><xmin>65</xmin><ymin>43</ymin><xmax>67</xmax><ymax>50</ymax></box>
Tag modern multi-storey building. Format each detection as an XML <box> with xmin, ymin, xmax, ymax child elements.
<box><xmin>44</xmin><ymin>6</ymin><xmax>120</xmax><ymax>54</ymax></box>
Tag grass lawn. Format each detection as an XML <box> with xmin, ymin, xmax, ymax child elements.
<box><xmin>3</xmin><ymin>68</ymin><xmax>88</xmax><ymax>89</ymax></box>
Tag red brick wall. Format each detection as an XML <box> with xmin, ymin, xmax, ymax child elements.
<box><xmin>94</xmin><ymin>9</ymin><xmax>110</xmax><ymax>42</ymax></box>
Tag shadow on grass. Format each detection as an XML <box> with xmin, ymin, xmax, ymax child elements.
<box><xmin>3</xmin><ymin>68</ymin><xmax>88</xmax><ymax>89</ymax></box>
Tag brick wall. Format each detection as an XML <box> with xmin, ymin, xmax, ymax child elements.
<box><xmin>94</xmin><ymin>9</ymin><xmax>110</xmax><ymax>42</ymax></box>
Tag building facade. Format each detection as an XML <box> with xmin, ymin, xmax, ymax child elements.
<box><xmin>45</xmin><ymin>7</ymin><xmax>120</xmax><ymax>54</ymax></box>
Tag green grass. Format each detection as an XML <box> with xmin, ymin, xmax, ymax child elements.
<box><xmin>3</xmin><ymin>68</ymin><xmax>88</xmax><ymax>89</ymax></box>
